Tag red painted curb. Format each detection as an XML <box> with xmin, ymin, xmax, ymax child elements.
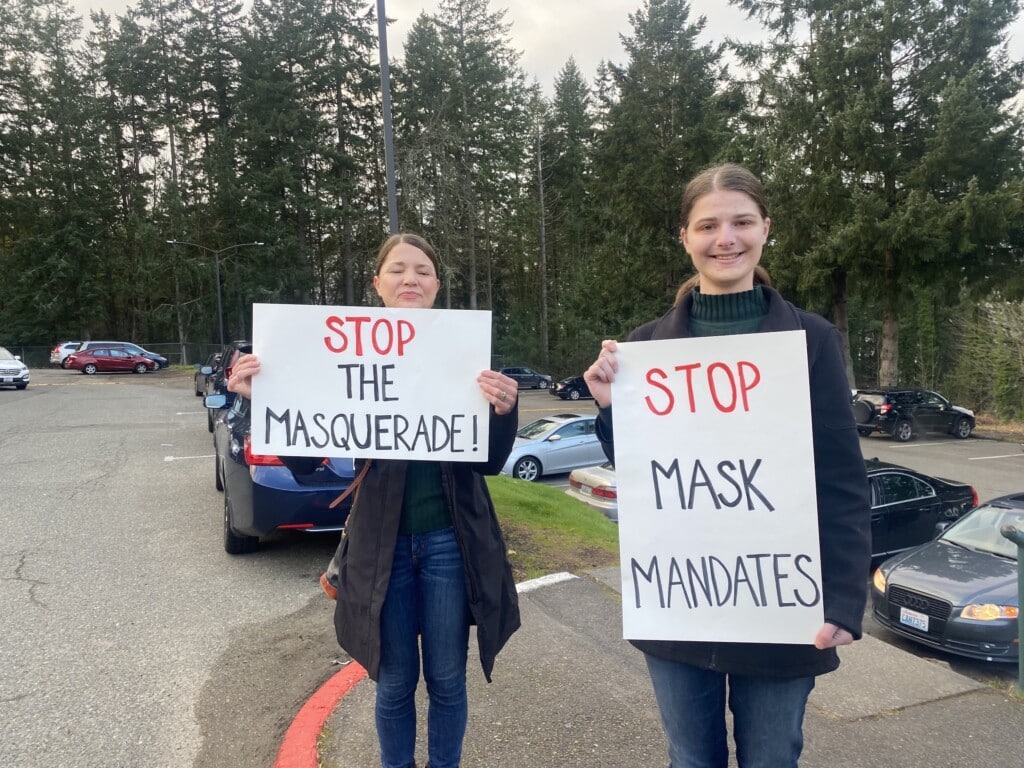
<box><xmin>273</xmin><ymin>661</ymin><xmax>368</xmax><ymax>768</ymax></box>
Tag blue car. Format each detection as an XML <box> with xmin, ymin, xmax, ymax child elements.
<box><xmin>208</xmin><ymin>393</ymin><xmax>354</xmax><ymax>553</ymax></box>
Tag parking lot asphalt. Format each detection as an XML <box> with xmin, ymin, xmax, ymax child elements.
<box><xmin>310</xmin><ymin>567</ymin><xmax>1024</xmax><ymax>768</ymax></box>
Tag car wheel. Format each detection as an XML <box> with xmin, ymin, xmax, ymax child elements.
<box><xmin>15</xmin><ymin>383</ymin><xmax>27</xmax><ymax>390</ymax></box>
<box><xmin>852</xmin><ymin>400</ymin><xmax>873</xmax><ymax>425</ymax></box>
<box><xmin>892</xmin><ymin>419</ymin><xmax>914</xmax><ymax>442</ymax></box>
<box><xmin>195</xmin><ymin>382</ymin><xmax>203</xmax><ymax>396</ymax></box>
<box><xmin>150</xmin><ymin>360</ymin><xmax>161</xmax><ymax>370</ymax></box>
<box><xmin>214</xmin><ymin>453</ymin><xmax>224</xmax><ymax>492</ymax></box>
<box><xmin>857</xmin><ymin>427</ymin><xmax>873</xmax><ymax>437</ymax></box>
<box><xmin>207</xmin><ymin>407</ymin><xmax>215</xmax><ymax>433</ymax></box>
<box><xmin>60</xmin><ymin>358</ymin><xmax>70</xmax><ymax>369</ymax></box>
<box><xmin>223</xmin><ymin>491</ymin><xmax>257</xmax><ymax>554</ymax></box>
<box><xmin>513</xmin><ymin>456</ymin><xmax>542</xmax><ymax>482</ymax></box>
<box><xmin>83</xmin><ymin>364</ymin><xmax>97</xmax><ymax>375</ymax></box>
<box><xmin>537</xmin><ymin>379</ymin><xmax>549</xmax><ymax>389</ymax></box>
<box><xmin>569</xmin><ymin>389</ymin><xmax>581</xmax><ymax>401</ymax></box>
<box><xmin>133</xmin><ymin>363</ymin><xmax>149</xmax><ymax>374</ymax></box>
<box><xmin>953</xmin><ymin>418</ymin><xmax>973</xmax><ymax>439</ymax></box>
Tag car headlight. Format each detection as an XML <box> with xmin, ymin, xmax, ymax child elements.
<box><xmin>871</xmin><ymin>568</ymin><xmax>886</xmax><ymax>593</ymax></box>
<box><xmin>960</xmin><ymin>604</ymin><xmax>1018</xmax><ymax>621</ymax></box>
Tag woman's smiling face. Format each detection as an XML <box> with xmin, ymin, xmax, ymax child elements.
<box><xmin>373</xmin><ymin>242</ymin><xmax>440</xmax><ymax>309</ymax></box>
<box><xmin>681</xmin><ymin>189</ymin><xmax>771</xmax><ymax>295</ymax></box>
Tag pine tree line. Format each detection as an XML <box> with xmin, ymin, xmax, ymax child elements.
<box><xmin>1</xmin><ymin>0</ymin><xmax>1022</xmax><ymax>416</ymax></box>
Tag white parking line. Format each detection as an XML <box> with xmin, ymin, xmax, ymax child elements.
<box><xmin>968</xmin><ymin>453</ymin><xmax>1024</xmax><ymax>461</ymax></box>
<box><xmin>164</xmin><ymin>454</ymin><xmax>216</xmax><ymax>462</ymax></box>
<box><xmin>886</xmin><ymin>440</ymin><xmax>964</xmax><ymax>449</ymax></box>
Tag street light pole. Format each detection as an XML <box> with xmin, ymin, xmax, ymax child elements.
<box><xmin>166</xmin><ymin>240</ymin><xmax>264</xmax><ymax>346</ymax></box>
<box><xmin>377</xmin><ymin>0</ymin><xmax>398</xmax><ymax>233</ymax></box>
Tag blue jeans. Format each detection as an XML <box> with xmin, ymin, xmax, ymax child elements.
<box><xmin>376</xmin><ymin>527</ymin><xmax>470</xmax><ymax>768</ymax></box>
<box><xmin>644</xmin><ymin>653</ymin><xmax>815</xmax><ymax>768</ymax></box>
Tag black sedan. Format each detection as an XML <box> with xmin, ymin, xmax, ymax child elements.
<box><xmin>865</xmin><ymin>458</ymin><xmax>977</xmax><ymax>562</ymax></box>
<box><xmin>550</xmin><ymin>375</ymin><xmax>592</xmax><ymax>401</ymax></box>
<box><xmin>871</xmin><ymin>493</ymin><xmax>1024</xmax><ymax>663</ymax></box>
<box><xmin>207</xmin><ymin>392</ymin><xmax>354</xmax><ymax>554</ymax></box>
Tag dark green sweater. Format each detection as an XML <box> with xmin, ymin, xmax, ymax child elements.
<box><xmin>688</xmin><ymin>285</ymin><xmax>769</xmax><ymax>337</ymax></box>
<box><xmin>399</xmin><ymin>461</ymin><xmax>451</xmax><ymax>534</ymax></box>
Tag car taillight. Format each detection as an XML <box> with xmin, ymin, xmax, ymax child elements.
<box><xmin>243</xmin><ymin>435</ymin><xmax>284</xmax><ymax>466</ymax></box>
<box><xmin>970</xmin><ymin>487</ymin><xmax>978</xmax><ymax>508</ymax></box>
<box><xmin>568</xmin><ymin>477</ymin><xmax>582</xmax><ymax>489</ymax></box>
<box><xmin>593</xmin><ymin>486</ymin><xmax>617</xmax><ymax>500</ymax></box>
<box><xmin>879</xmin><ymin>404</ymin><xmax>892</xmax><ymax>414</ymax></box>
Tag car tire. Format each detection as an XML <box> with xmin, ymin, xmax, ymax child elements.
<box><xmin>60</xmin><ymin>358</ymin><xmax>70</xmax><ymax>369</ymax></box>
<box><xmin>852</xmin><ymin>400</ymin><xmax>873</xmax><ymax>425</ymax></box>
<box><xmin>133</xmin><ymin>363</ymin><xmax>149</xmax><ymax>374</ymax></box>
<box><xmin>214</xmin><ymin>454</ymin><xmax>224</xmax><ymax>492</ymax></box>
<box><xmin>569</xmin><ymin>389</ymin><xmax>581</xmax><ymax>401</ymax></box>
<box><xmin>857</xmin><ymin>427</ymin><xmax>873</xmax><ymax>437</ymax></box>
<box><xmin>151</xmin><ymin>361</ymin><xmax>162</xmax><ymax>370</ymax></box>
<box><xmin>207</xmin><ymin>407</ymin><xmax>215</xmax><ymax>433</ymax></box>
<box><xmin>952</xmin><ymin>418</ymin><xmax>973</xmax><ymax>439</ymax></box>
<box><xmin>893</xmin><ymin>419</ymin><xmax>914</xmax><ymax>442</ymax></box>
<box><xmin>195</xmin><ymin>382</ymin><xmax>203</xmax><ymax>396</ymax></box>
<box><xmin>15</xmin><ymin>383</ymin><xmax>27</xmax><ymax>390</ymax></box>
<box><xmin>223</xmin><ymin>491</ymin><xmax>258</xmax><ymax>554</ymax></box>
<box><xmin>513</xmin><ymin>456</ymin><xmax>542</xmax><ymax>482</ymax></box>
<box><xmin>83</xmin><ymin>364</ymin><xmax>97</xmax><ymax>375</ymax></box>
<box><xmin>537</xmin><ymin>379</ymin><xmax>549</xmax><ymax>389</ymax></box>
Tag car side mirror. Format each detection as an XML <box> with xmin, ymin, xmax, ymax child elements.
<box><xmin>205</xmin><ymin>394</ymin><xmax>228</xmax><ymax>409</ymax></box>
<box><xmin>547</xmin><ymin>434</ymin><xmax>562</xmax><ymax>442</ymax></box>
<box><xmin>200</xmin><ymin>366</ymin><xmax>213</xmax><ymax>374</ymax></box>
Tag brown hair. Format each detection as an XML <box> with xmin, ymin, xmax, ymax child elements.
<box><xmin>374</xmin><ymin>233</ymin><xmax>441</xmax><ymax>276</ymax></box>
<box><xmin>674</xmin><ymin>163</ymin><xmax>772</xmax><ymax>304</ymax></box>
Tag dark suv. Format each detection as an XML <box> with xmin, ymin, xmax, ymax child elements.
<box><xmin>499</xmin><ymin>366</ymin><xmax>553</xmax><ymax>390</ymax></box>
<box><xmin>852</xmin><ymin>387</ymin><xmax>975</xmax><ymax>442</ymax></box>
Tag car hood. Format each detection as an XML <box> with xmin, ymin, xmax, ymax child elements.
<box><xmin>883</xmin><ymin>540</ymin><xmax>1018</xmax><ymax>606</ymax></box>
<box><xmin>952</xmin><ymin>405</ymin><xmax>974</xmax><ymax>418</ymax></box>
<box><xmin>512</xmin><ymin>436</ymin><xmax>542</xmax><ymax>449</ymax></box>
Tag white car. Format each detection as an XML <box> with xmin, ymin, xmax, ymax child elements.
<box><xmin>566</xmin><ymin>462</ymin><xmax>618</xmax><ymax>521</ymax></box>
<box><xmin>500</xmin><ymin>413</ymin><xmax>606</xmax><ymax>482</ymax></box>
<box><xmin>0</xmin><ymin>346</ymin><xmax>31</xmax><ymax>390</ymax></box>
<box><xmin>49</xmin><ymin>340</ymin><xmax>82</xmax><ymax>368</ymax></box>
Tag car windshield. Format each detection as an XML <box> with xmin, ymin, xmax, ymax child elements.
<box><xmin>517</xmin><ymin>418</ymin><xmax>562</xmax><ymax>440</ymax></box>
<box><xmin>940</xmin><ymin>505</ymin><xmax>1023</xmax><ymax>560</ymax></box>
<box><xmin>0</xmin><ymin>347</ymin><xmax>14</xmax><ymax>360</ymax></box>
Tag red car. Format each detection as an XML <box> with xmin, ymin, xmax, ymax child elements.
<box><xmin>66</xmin><ymin>348</ymin><xmax>156</xmax><ymax>375</ymax></box>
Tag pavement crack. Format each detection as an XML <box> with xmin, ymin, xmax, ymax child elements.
<box><xmin>2</xmin><ymin>550</ymin><xmax>51</xmax><ymax>608</ymax></box>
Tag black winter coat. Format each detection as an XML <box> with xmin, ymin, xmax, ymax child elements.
<box><xmin>332</xmin><ymin>405</ymin><xmax>521</xmax><ymax>682</ymax></box>
<box><xmin>598</xmin><ymin>287</ymin><xmax>872</xmax><ymax>678</ymax></box>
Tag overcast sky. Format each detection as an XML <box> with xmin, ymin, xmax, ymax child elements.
<box><xmin>71</xmin><ymin>0</ymin><xmax>1024</xmax><ymax>93</ymax></box>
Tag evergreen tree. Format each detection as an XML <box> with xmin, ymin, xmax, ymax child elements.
<box><xmin>589</xmin><ymin>0</ymin><xmax>742</xmax><ymax>332</ymax></box>
<box><xmin>735</xmin><ymin>0</ymin><xmax>1024</xmax><ymax>385</ymax></box>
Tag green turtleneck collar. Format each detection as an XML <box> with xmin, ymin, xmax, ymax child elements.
<box><xmin>688</xmin><ymin>285</ymin><xmax>769</xmax><ymax>337</ymax></box>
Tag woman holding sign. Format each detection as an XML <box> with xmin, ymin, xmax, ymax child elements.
<box><xmin>584</xmin><ymin>164</ymin><xmax>871</xmax><ymax>768</ymax></box>
<box><xmin>229</xmin><ymin>233</ymin><xmax>522</xmax><ymax>768</ymax></box>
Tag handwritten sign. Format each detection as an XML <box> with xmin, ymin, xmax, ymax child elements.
<box><xmin>611</xmin><ymin>331</ymin><xmax>822</xmax><ymax>644</ymax></box>
<box><xmin>250</xmin><ymin>303</ymin><xmax>492</xmax><ymax>461</ymax></box>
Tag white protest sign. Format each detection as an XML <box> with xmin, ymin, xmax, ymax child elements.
<box><xmin>250</xmin><ymin>303</ymin><xmax>491</xmax><ymax>461</ymax></box>
<box><xmin>611</xmin><ymin>331</ymin><xmax>822</xmax><ymax>644</ymax></box>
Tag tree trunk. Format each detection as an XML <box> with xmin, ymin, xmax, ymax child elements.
<box><xmin>879</xmin><ymin>249</ymin><xmax>900</xmax><ymax>386</ymax></box>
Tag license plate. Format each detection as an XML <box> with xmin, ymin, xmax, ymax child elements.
<box><xmin>579</xmin><ymin>486</ymin><xmax>592</xmax><ymax>496</ymax></box>
<box><xmin>899</xmin><ymin>606</ymin><xmax>929</xmax><ymax>632</ymax></box>
<box><xmin>1</xmin><ymin>377</ymin><xmax>10</xmax><ymax>384</ymax></box>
